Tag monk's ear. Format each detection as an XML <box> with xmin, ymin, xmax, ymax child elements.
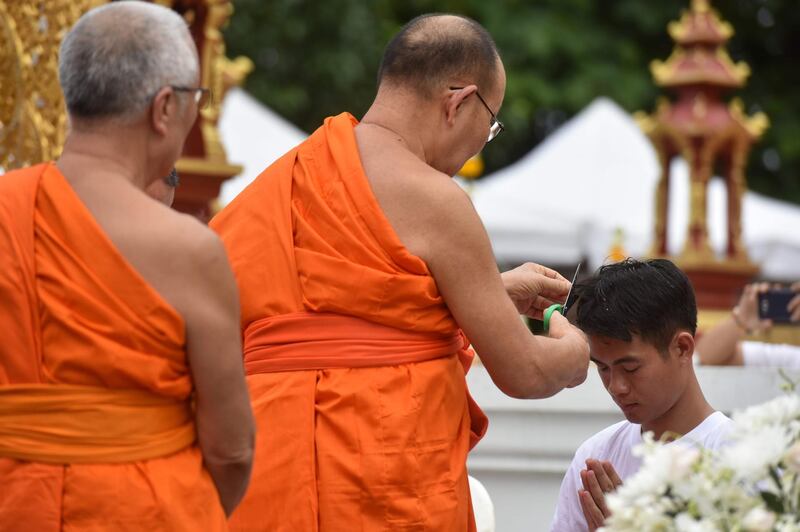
<box><xmin>150</xmin><ymin>86</ymin><xmax>175</xmax><ymax>137</ymax></box>
<box><xmin>444</xmin><ymin>85</ymin><xmax>477</xmax><ymax>127</ymax></box>
<box><xmin>671</xmin><ymin>331</ymin><xmax>695</xmax><ymax>364</ymax></box>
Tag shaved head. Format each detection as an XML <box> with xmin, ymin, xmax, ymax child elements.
<box><xmin>377</xmin><ymin>14</ymin><xmax>501</xmax><ymax>96</ymax></box>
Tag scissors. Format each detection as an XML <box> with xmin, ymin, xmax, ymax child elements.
<box><xmin>542</xmin><ymin>262</ymin><xmax>581</xmax><ymax>334</ymax></box>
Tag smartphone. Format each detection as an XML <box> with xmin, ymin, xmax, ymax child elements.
<box><xmin>757</xmin><ymin>288</ymin><xmax>796</xmax><ymax>324</ymax></box>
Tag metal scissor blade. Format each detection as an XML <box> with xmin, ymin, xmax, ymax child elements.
<box><xmin>561</xmin><ymin>262</ymin><xmax>582</xmax><ymax>315</ymax></box>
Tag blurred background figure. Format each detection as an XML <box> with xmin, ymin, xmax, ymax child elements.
<box><xmin>696</xmin><ymin>282</ymin><xmax>800</xmax><ymax>367</ymax></box>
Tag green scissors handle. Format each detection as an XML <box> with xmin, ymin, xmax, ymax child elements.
<box><xmin>543</xmin><ymin>303</ymin><xmax>564</xmax><ymax>333</ymax></box>
<box><xmin>542</xmin><ymin>262</ymin><xmax>582</xmax><ymax>334</ymax></box>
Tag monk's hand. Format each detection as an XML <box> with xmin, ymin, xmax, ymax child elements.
<box><xmin>546</xmin><ymin>312</ymin><xmax>589</xmax><ymax>387</ymax></box>
<box><xmin>579</xmin><ymin>459</ymin><xmax>622</xmax><ymax>530</ymax></box>
<box><xmin>790</xmin><ymin>282</ymin><xmax>800</xmax><ymax>322</ymax></box>
<box><xmin>500</xmin><ymin>262</ymin><xmax>570</xmax><ymax>320</ymax></box>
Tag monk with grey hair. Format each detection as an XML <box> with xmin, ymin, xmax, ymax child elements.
<box><xmin>0</xmin><ymin>1</ymin><xmax>254</xmax><ymax>529</ymax></box>
<box><xmin>212</xmin><ymin>13</ymin><xmax>589</xmax><ymax>531</ymax></box>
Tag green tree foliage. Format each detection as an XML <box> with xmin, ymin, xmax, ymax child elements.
<box><xmin>224</xmin><ymin>0</ymin><xmax>800</xmax><ymax>204</ymax></box>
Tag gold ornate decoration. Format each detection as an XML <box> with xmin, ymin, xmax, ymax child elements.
<box><xmin>0</xmin><ymin>0</ymin><xmax>104</xmax><ymax>170</ymax></box>
<box><xmin>0</xmin><ymin>0</ymin><xmax>250</xmax><ymax>221</ymax></box>
<box><xmin>667</xmin><ymin>0</ymin><xmax>733</xmax><ymax>46</ymax></box>
<box><xmin>606</xmin><ymin>228</ymin><xmax>628</xmax><ymax>264</ymax></box>
<box><xmin>636</xmin><ymin>0</ymin><xmax>768</xmax><ymax>275</ymax></box>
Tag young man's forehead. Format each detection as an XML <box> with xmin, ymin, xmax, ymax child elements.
<box><xmin>588</xmin><ymin>334</ymin><xmax>657</xmax><ymax>363</ymax></box>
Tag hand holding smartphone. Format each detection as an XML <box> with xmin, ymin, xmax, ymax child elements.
<box><xmin>757</xmin><ymin>287</ymin><xmax>798</xmax><ymax>324</ymax></box>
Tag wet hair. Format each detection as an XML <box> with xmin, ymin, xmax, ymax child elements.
<box><xmin>377</xmin><ymin>13</ymin><xmax>500</xmax><ymax>96</ymax></box>
<box><xmin>575</xmin><ymin>258</ymin><xmax>697</xmax><ymax>354</ymax></box>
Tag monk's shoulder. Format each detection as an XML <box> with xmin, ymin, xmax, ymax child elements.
<box><xmin>402</xmin><ymin>159</ymin><xmax>477</xmax><ymax>225</ymax></box>
<box><xmin>370</xmin><ymin>154</ymin><xmax>485</xmax><ymax>263</ymax></box>
<box><xmin>163</xmin><ymin>210</ymin><xmax>227</xmax><ymax>267</ymax></box>
<box><xmin>378</xmin><ymin>154</ymin><xmax>470</xmax><ymax>211</ymax></box>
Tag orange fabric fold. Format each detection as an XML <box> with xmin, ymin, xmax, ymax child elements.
<box><xmin>212</xmin><ymin>113</ymin><xmax>487</xmax><ymax>531</ymax></box>
<box><xmin>0</xmin><ymin>164</ymin><xmax>226</xmax><ymax>531</ymax></box>
<box><xmin>0</xmin><ymin>384</ymin><xmax>195</xmax><ymax>464</ymax></box>
<box><xmin>243</xmin><ymin>312</ymin><xmax>465</xmax><ymax>373</ymax></box>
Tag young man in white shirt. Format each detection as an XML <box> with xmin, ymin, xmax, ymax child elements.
<box><xmin>549</xmin><ymin>259</ymin><xmax>733</xmax><ymax>532</ymax></box>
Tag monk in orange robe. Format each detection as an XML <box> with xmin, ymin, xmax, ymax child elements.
<box><xmin>0</xmin><ymin>3</ymin><xmax>253</xmax><ymax>530</ymax></box>
<box><xmin>212</xmin><ymin>14</ymin><xmax>589</xmax><ymax>531</ymax></box>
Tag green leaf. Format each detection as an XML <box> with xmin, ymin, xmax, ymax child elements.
<box><xmin>760</xmin><ymin>490</ymin><xmax>785</xmax><ymax>514</ymax></box>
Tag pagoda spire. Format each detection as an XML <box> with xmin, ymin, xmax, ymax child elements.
<box><xmin>652</xmin><ymin>0</ymin><xmax>749</xmax><ymax>89</ymax></box>
<box><xmin>636</xmin><ymin>0</ymin><xmax>768</xmax><ymax>309</ymax></box>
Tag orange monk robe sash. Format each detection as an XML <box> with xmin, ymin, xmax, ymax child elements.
<box><xmin>243</xmin><ymin>312</ymin><xmax>465</xmax><ymax>372</ymax></box>
<box><xmin>0</xmin><ymin>163</ymin><xmax>226</xmax><ymax>531</ymax></box>
<box><xmin>0</xmin><ymin>384</ymin><xmax>195</xmax><ymax>464</ymax></box>
<box><xmin>244</xmin><ymin>310</ymin><xmax>487</xmax><ymax>450</ymax></box>
<box><xmin>212</xmin><ymin>113</ymin><xmax>488</xmax><ymax>531</ymax></box>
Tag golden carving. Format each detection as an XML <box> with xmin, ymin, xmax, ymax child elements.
<box><xmin>0</xmin><ymin>0</ymin><xmax>104</xmax><ymax>169</ymax></box>
<box><xmin>651</xmin><ymin>47</ymin><xmax>750</xmax><ymax>89</ymax></box>
<box><xmin>730</xmin><ymin>98</ymin><xmax>769</xmax><ymax>139</ymax></box>
<box><xmin>668</xmin><ymin>0</ymin><xmax>733</xmax><ymax>43</ymax></box>
<box><xmin>0</xmin><ymin>0</ymin><xmax>249</xmax><ymax>214</ymax></box>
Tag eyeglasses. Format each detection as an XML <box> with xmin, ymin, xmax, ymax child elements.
<box><xmin>450</xmin><ymin>86</ymin><xmax>505</xmax><ymax>142</ymax></box>
<box><xmin>171</xmin><ymin>86</ymin><xmax>212</xmax><ymax>110</ymax></box>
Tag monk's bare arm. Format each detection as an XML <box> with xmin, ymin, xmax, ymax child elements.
<box><xmin>178</xmin><ymin>229</ymin><xmax>255</xmax><ymax>515</ymax></box>
<box><xmin>415</xmin><ymin>177</ymin><xmax>589</xmax><ymax>398</ymax></box>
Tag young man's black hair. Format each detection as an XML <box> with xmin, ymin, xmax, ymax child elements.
<box><xmin>574</xmin><ymin>258</ymin><xmax>697</xmax><ymax>355</ymax></box>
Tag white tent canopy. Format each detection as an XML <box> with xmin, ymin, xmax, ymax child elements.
<box><xmin>470</xmin><ymin>97</ymin><xmax>800</xmax><ymax>280</ymax></box>
<box><xmin>218</xmin><ymin>88</ymin><xmax>306</xmax><ymax>205</ymax></box>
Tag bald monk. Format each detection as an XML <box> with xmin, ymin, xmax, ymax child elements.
<box><xmin>212</xmin><ymin>14</ymin><xmax>589</xmax><ymax>531</ymax></box>
<box><xmin>0</xmin><ymin>3</ymin><xmax>254</xmax><ymax>530</ymax></box>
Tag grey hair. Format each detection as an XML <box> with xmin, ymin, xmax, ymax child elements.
<box><xmin>59</xmin><ymin>1</ymin><xmax>198</xmax><ymax>122</ymax></box>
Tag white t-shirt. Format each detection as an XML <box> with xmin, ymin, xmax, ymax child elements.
<box><xmin>742</xmin><ymin>341</ymin><xmax>800</xmax><ymax>369</ymax></box>
<box><xmin>549</xmin><ymin>411</ymin><xmax>732</xmax><ymax>532</ymax></box>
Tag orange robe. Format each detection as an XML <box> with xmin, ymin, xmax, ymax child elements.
<box><xmin>0</xmin><ymin>164</ymin><xmax>227</xmax><ymax>531</ymax></box>
<box><xmin>211</xmin><ymin>113</ymin><xmax>488</xmax><ymax>531</ymax></box>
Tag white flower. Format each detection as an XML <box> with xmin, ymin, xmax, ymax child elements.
<box><xmin>675</xmin><ymin>513</ymin><xmax>718</xmax><ymax>532</ymax></box>
<box><xmin>602</xmin><ymin>392</ymin><xmax>800</xmax><ymax>531</ymax></box>
<box><xmin>720</xmin><ymin>424</ymin><xmax>792</xmax><ymax>481</ymax></box>
<box><xmin>775</xmin><ymin>514</ymin><xmax>800</xmax><ymax>532</ymax></box>
<box><xmin>784</xmin><ymin>441</ymin><xmax>800</xmax><ymax>473</ymax></box>
<box><xmin>742</xmin><ymin>506</ymin><xmax>777</xmax><ymax>532</ymax></box>
<box><xmin>732</xmin><ymin>395</ymin><xmax>800</xmax><ymax>437</ymax></box>
<box><xmin>670</xmin><ymin>446</ymin><xmax>701</xmax><ymax>480</ymax></box>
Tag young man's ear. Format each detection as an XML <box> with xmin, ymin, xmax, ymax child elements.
<box><xmin>672</xmin><ymin>331</ymin><xmax>695</xmax><ymax>362</ymax></box>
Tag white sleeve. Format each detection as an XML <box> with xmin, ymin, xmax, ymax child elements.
<box><xmin>550</xmin><ymin>447</ymin><xmax>590</xmax><ymax>532</ymax></box>
<box><xmin>741</xmin><ymin>341</ymin><xmax>800</xmax><ymax>369</ymax></box>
